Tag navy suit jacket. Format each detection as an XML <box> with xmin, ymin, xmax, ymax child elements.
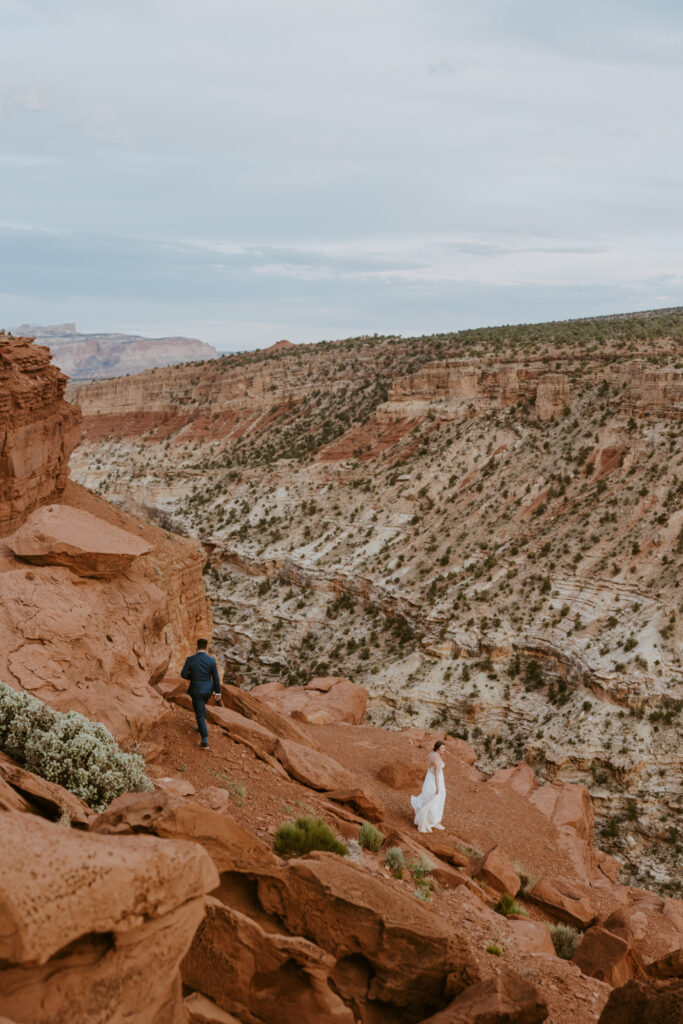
<box><xmin>181</xmin><ymin>650</ymin><xmax>221</xmax><ymax>698</ymax></box>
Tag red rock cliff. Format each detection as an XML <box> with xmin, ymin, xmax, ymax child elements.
<box><xmin>0</xmin><ymin>334</ymin><xmax>81</xmax><ymax>535</ymax></box>
<box><xmin>0</xmin><ymin>335</ymin><xmax>212</xmax><ymax>740</ymax></box>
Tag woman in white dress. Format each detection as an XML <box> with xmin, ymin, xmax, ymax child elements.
<box><xmin>411</xmin><ymin>740</ymin><xmax>446</xmax><ymax>833</ymax></box>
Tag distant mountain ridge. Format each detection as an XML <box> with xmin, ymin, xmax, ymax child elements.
<box><xmin>12</xmin><ymin>322</ymin><xmax>217</xmax><ymax>381</ymax></box>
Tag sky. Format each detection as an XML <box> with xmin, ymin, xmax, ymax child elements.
<box><xmin>2</xmin><ymin>0</ymin><xmax>683</xmax><ymax>351</ymax></box>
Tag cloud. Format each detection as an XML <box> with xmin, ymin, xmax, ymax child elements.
<box><xmin>0</xmin><ymin>1</ymin><xmax>681</xmax><ymax>345</ymax></box>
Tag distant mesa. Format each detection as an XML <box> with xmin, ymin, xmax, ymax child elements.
<box><xmin>12</xmin><ymin>323</ymin><xmax>217</xmax><ymax>381</ymax></box>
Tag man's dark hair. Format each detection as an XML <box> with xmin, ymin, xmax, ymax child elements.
<box><xmin>196</xmin><ymin>638</ymin><xmax>208</xmax><ymax>650</ymax></box>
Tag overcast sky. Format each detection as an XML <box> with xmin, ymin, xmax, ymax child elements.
<box><xmin>2</xmin><ymin>0</ymin><xmax>682</xmax><ymax>350</ymax></box>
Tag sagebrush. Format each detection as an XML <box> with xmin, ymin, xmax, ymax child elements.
<box><xmin>273</xmin><ymin>816</ymin><xmax>348</xmax><ymax>857</ymax></box>
<box><xmin>358</xmin><ymin>821</ymin><xmax>384</xmax><ymax>852</ymax></box>
<box><xmin>0</xmin><ymin>682</ymin><xmax>152</xmax><ymax>812</ymax></box>
<box><xmin>549</xmin><ymin>922</ymin><xmax>581</xmax><ymax>959</ymax></box>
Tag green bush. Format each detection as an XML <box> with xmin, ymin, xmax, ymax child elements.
<box><xmin>358</xmin><ymin>821</ymin><xmax>384</xmax><ymax>852</ymax></box>
<box><xmin>494</xmin><ymin>892</ymin><xmax>528</xmax><ymax>917</ymax></box>
<box><xmin>549</xmin><ymin>923</ymin><xmax>580</xmax><ymax>959</ymax></box>
<box><xmin>384</xmin><ymin>845</ymin><xmax>404</xmax><ymax>878</ymax></box>
<box><xmin>273</xmin><ymin>816</ymin><xmax>347</xmax><ymax>857</ymax></box>
<box><xmin>0</xmin><ymin>682</ymin><xmax>152</xmax><ymax>812</ymax></box>
<box><xmin>486</xmin><ymin>943</ymin><xmax>503</xmax><ymax>956</ymax></box>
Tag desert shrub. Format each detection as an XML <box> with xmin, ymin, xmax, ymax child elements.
<box><xmin>549</xmin><ymin>923</ymin><xmax>580</xmax><ymax>960</ymax></box>
<box><xmin>0</xmin><ymin>682</ymin><xmax>152</xmax><ymax>812</ymax></box>
<box><xmin>408</xmin><ymin>857</ymin><xmax>435</xmax><ymax>901</ymax></box>
<box><xmin>486</xmin><ymin>943</ymin><xmax>503</xmax><ymax>956</ymax></box>
<box><xmin>384</xmin><ymin>845</ymin><xmax>404</xmax><ymax>878</ymax></box>
<box><xmin>358</xmin><ymin>821</ymin><xmax>384</xmax><ymax>852</ymax></box>
<box><xmin>273</xmin><ymin>816</ymin><xmax>347</xmax><ymax>857</ymax></box>
<box><xmin>494</xmin><ymin>892</ymin><xmax>528</xmax><ymax>917</ymax></box>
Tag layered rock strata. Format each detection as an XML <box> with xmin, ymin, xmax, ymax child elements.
<box><xmin>0</xmin><ymin>334</ymin><xmax>81</xmax><ymax>535</ymax></box>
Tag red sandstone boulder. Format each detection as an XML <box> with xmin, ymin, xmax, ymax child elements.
<box><xmin>573</xmin><ymin>925</ymin><xmax>636</xmax><ymax>987</ymax></box>
<box><xmin>529</xmin><ymin>877</ymin><xmax>597</xmax><ymax>928</ymax></box>
<box><xmin>0</xmin><ymin>750</ymin><xmax>94</xmax><ymax>826</ymax></box>
<box><xmin>597</xmin><ymin>977</ymin><xmax>683</xmax><ymax>1023</ymax></box>
<box><xmin>508</xmin><ymin>919</ymin><xmax>557</xmax><ymax>957</ymax></box>
<box><xmin>221</xmin><ymin>684</ymin><xmax>319</xmax><ymax>749</ymax></box>
<box><xmin>419</xmin><ymin>831</ymin><xmax>470</xmax><ymax>870</ymax></box>
<box><xmin>184</xmin><ymin>991</ymin><xmax>246</xmax><ymax>1023</ymax></box>
<box><xmin>0</xmin><ymin>810</ymin><xmax>217</xmax><ymax>1024</ymax></box>
<box><xmin>92</xmin><ymin>790</ymin><xmax>278</xmax><ymax>875</ymax></box>
<box><xmin>7</xmin><ymin>503</ymin><xmax>153</xmax><ymax>578</ymax></box>
<box><xmin>419</xmin><ymin>969</ymin><xmax>549</xmax><ymax>1023</ymax></box>
<box><xmin>377</xmin><ymin>759</ymin><xmax>425</xmax><ymax>791</ymax></box>
<box><xmin>154</xmin><ymin>776</ymin><xmax>197</xmax><ymax>798</ymax></box>
<box><xmin>262</xmin><ymin>676</ymin><xmax>368</xmax><ymax>725</ymax></box>
<box><xmin>274</xmin><ymin>737</ymin><xmax>385</xmax><ymax>821</ymax></box>
<box><xmin>486</xmin><ymin>763</ymin><xmax>538</xmax><ymax>797</ymax></box>
<box><xmin>0</xmin><ymin>775</ymin><xmax>36</xmax><ymax>814</ymax></box>
<box><xmin>603</xmin><ymin>896</ymin><xmax>683</xmax><ymax>977</ymax></box>
<box><xmin>182</xmin><ymin>896</ymin><xmax>354</xmax><ymax>1024</ymax></box>
<box><xmin>476</xmin><ymin>844</ymin><xmax>521</xmax><ymax>897</ymax></box>
<box><xmin>257</xmin><ymin>851</ymin><xmax>480</xmax><ymax>1017</ymax></box>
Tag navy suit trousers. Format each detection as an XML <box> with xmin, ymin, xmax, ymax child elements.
<box><xmin>192</xmin><ymin>694</ymin><xmax>210</xmax><ymax>743</ymax></box>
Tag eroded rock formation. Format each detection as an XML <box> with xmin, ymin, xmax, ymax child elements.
<box><xmin>0</xmin><ymin>336</ymin><xmax>212</xmax><ymax>740</ymax></box>
<box><xmin>0</xmin><ymin>333</ymin><xmax>81</xmax><ymax>535</ymax></box>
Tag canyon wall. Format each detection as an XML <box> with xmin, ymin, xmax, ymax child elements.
<box><xmin>68</xmin><ymin>313</ymin><xmax>683</xmax><ymax>892</ymax></box>
<box><xmin>14</xmin><ymin>322</ymin><xmax>217</xmax><ymax>380</ymax></box>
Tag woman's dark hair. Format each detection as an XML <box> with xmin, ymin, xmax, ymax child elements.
<box><xmin>433</xmin><ymin>740</ymin><xmax>445</xmax><ymax>751</ymax></box>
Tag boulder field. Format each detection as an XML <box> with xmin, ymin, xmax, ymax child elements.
<box><xmin>2</xmin><ymin>676</ymin><xmax>682</xmax><ymax>1023</ymax></box>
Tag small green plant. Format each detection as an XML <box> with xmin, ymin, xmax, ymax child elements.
<box><xmin>0</xmin><ymin>682</ymin><xmax>152</xmax><ymax>812</ymax></box>
<box><xmin>549</xmin><ymin>923</ymin><xmax>580</xmax><ymax>959</ymax></box>
<box><xmin>494</xmin><ymin>892</ymin><xmax>528</xmax><ymax>917</ymax></box>
<box><xmin>273</xmin><ymin>816</ymin><xmax>348</xmax><ymax>857</ymax></box>
<box><xmin>384</xmin><ymin>846</ymin><xmax>404</xmax><ymax>879</ymax></box>
<box><xmin>408</xmin><ymin>858</ymin><xmax>435</xmax><ymax>902</ymax></box>
<box><xmin>486</xmin><ymin>943</ymin><xmax>503</xmax><ymax>956</ymax></box>
<box><xmin>358</xmin><ymin>821</ymin><xmax>384</xmax><ymax>852</ymax></box>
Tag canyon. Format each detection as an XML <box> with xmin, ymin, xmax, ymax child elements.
<box><xmin>0</xmin><ymin>325</ymin><xmax>681</xmax><ymax>1023</ymax></box>
<box><xmin>68</xmin><ymin>310</ymin><xmax>683</xmax><ymax>895</ymax></box>
<box><xmin>13</xmin><ymin>322</ymin><xmax>217</xmax><ymax>381</ymax></box>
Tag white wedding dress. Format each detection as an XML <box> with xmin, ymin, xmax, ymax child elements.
<box><xmin>411</xmin><ymin>759</ymin><xmax>446</xmax><ymax>833</ymax></box>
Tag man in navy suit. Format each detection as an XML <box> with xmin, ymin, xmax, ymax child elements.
<box><xmin>181</xmin><ymin>637</ymin><xmax>222</xmax><ymax>749</ymax></box>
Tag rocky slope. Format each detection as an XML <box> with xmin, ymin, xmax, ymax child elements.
<box><xmin>2</xmin><ymin>673</ymin><xmax>682</xmax><ymax>1023</ymax></box>
<box><xmin>13</xmin><ymin>322</ymin><xmax>216</xmax><ymax>380</ymax></box>
<box><xmin>68</xmin><ymin>310</ymin><xmax>683</xmax><ymax>892</ymax></box>
<box><xmin>0</xmin><ymin>334</ymin><xmax>211</xmax><ymax>740</ymax></box>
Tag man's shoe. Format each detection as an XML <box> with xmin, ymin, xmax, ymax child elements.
<box><xmin>196</xmin><ymin>740</ymin><xmax>210</xmax><ymax>749</ymax></box>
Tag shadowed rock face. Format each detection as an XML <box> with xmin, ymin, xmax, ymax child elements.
<box><xmin>0</xmin><ymin>334</ymin><xmax>81</xmax><ymax>535</ymax></box>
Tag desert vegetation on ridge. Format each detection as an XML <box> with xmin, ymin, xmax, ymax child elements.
<box><xmin>68</xmin><ymin>308</ymin><xmax>683</xmax><ymax>893</ymax></box>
